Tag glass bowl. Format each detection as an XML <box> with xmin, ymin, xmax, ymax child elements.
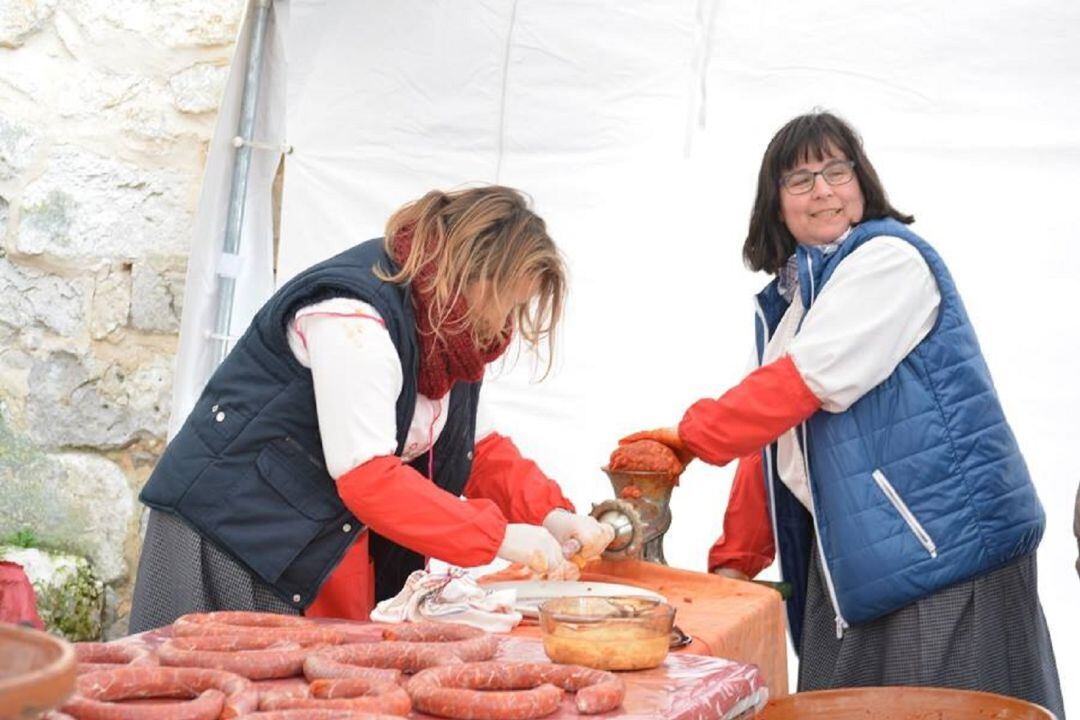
<box><xmin>538</xmin><ymin>595</ymin><xmax>675</xmax><ymax>671</ymax></box>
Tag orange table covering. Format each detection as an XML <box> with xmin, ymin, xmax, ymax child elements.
<box><xmin>510</xmin><ymin>559</ymin><xmax>788</xmax><ymax>699</ymax></box>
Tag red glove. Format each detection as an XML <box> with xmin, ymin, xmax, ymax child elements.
<box><xmin>707</xmin><ymin>453</ymin><xmax>774</xmax><ymax>579</ymax></box>
<box><xmin>679</xmin><ymin>355</ymin><xmax>821</xmax><ymax>467</ymax></box>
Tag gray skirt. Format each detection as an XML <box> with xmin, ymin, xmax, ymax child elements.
<box><xmin>129</xmin><ymin>510</ymin><xmax>298</xmax><ymax>634</ymax></box>
<box><xmin>798</xmin><ymin>547</ymin><xmax>1065</xmax><ymax>718</ymax></box>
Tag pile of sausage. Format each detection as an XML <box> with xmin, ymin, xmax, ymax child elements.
<box><xmin>48</xmin><ymin>611</ymin><xmax>625</xmax><ymax>720</ymax></box>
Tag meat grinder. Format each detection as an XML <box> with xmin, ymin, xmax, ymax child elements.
<box><xmin>589</xmin><ymin>467</ymin><xmax>677</xmax><ymax>565</ymax></box>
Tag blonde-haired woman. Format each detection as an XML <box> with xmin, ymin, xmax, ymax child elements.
<box><xmin>130</xmin><ymin>186</ymin><xmax>611</xmax><ymax>631</ymax></box>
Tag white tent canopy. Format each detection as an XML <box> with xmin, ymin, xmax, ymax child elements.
<box><xmin>173</xmin><ymin>0</ymin><xmax>1080</xmax><ymax>705</ymax></box>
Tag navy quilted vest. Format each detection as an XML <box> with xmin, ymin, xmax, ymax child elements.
<box><xmin>756</xmin><ymin>219</ymin><xmax>1044</xmax><ymax>641</ymax></box>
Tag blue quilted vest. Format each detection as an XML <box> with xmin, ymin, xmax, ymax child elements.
<box><xmin>755</xmin><ymin>218</ymin><xmax>1044</xmax><ymax>644</ymax></box>
<box><xmin>140</xmin><ymin>239</ymin><xmax>481</xmax><ymax>609</ymax></box>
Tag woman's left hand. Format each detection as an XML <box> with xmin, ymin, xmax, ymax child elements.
<box><xmin>543</xmin><ymin>509</ymin><xmax>615</xmax><ymax>561</ymax></box>
<box><xmin>618</xmin><ymin>426</ymin><xmax>695</xmax><ymax>467</ymax></box>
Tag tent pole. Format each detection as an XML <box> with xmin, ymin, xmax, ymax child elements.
<box><xmin>211</xmin><ymin>0</ymin><xmax>273</xmax><ymax>364</ymax></box>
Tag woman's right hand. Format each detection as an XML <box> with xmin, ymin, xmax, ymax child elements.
<box><xmin>496</xmin><ymin>523</ymin><xmax>571</xmax><ymax>576</ymax></box>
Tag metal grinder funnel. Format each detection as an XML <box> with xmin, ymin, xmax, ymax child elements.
<box><xmin>590</xmin><ymin>467</ymin><xmax>677</xmax><ymax>565</ymax></box>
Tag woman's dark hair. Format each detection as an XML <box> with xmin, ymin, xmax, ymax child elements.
<box><xmin>743</xmin><ymin>111</ymin><xmax>914</xmax><ymax>274</ymax></box>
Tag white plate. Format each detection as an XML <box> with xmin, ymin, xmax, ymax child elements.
<box><xmin>483</xmin><ymin>580</ymin><xmax>666</xmax><ymax>618</ymax></box>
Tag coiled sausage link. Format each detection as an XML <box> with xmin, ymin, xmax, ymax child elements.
<box><xmin>380</xmin><ymin>623</ymin><xmax>481</xmax><ymax>642</ymax></box>
<box><xmin>406</xmin><ymin>661</ymin><xmax>625</xmax><ymax>719</ymax></box>
<box><xmin>74</xmin><ymin>643</ymin><xmax>158</xmax><ymax>675</ymax></box>
<box><xmin>233</xmin><ymin>711</ymin><xmax>407</xmax><ymax>720</ymax></box>
<box><xmin>64</xmin><ymin>666</ymin><xmax>260</xmax><ymax>720</ymax></box>
<box><xmin>305</xmin><ymin>642</ymin><xmax>460</xmax><ymax>678</ymax></box>
<box><xmin>260</xmin><ymin>677</ymin><xmax>411</xmax><ymax>716</ymax></box>
<box><xmin>378</xmin><ymin>623</ymin><xmax>498</xmax><ymax>662</ymax></box>
<box><xmin>173</xmin><ymin>611</ymin><xmax>347</xmax><ymax>645</ymax></box>
<box><xmin>158</xmin><ymin>635</ymin><xmax>325</xmax><ymax>680</ymax></box>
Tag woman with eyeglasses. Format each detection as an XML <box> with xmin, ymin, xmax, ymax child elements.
<box><xmin>621</xmin><ymin>111</ymin><xmax>1063</xmax><ymax>713</ymax></box>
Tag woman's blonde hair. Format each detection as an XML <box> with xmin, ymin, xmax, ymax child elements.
<box><xmin>379</xmin><ymin>186</ymin><xmax>566</xmax><ymax>370</ymax></box>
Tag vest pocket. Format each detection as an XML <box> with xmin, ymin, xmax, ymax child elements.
<box><xmin>256</xmin><ymin>439</ymin><xmax>340</xmax><ymax>522</ymax></box>
<box><xmin>872</xmin><ymin>469</ymin><xmax>938</xmax><ymax>558</ymax></box>
<box><xmin>176</xmin><ymin>443</ymin><xmax>341</xmax><ymax>585</ymax></box>
<box><xmin>190</xmin><ymin>395</ymin><xmax>253</xmax><ymax>454</ymax></box>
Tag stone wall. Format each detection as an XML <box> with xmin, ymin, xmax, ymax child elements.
<box><xmin>0</xmin><ymin>0</ymin><xmax>245</xmax><ymax>638</ymax></box>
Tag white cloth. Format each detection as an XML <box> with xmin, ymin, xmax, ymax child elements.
<box><xmin>370</xmin><ymin>569</ymin><xmax>522</xmax><ymax>633</ymax></box>
<box><xmin>764</xmin><ymin>236</ymin><xmax>941</xmax><ymax>510</ymax></box>
<box><xmin>286</xmin><ymin>297</ymin><xmax>496</xmax><ymax>479</ymax></box>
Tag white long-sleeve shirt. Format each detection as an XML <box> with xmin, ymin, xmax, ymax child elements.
<box><xmin>286</xmin><ymin>297</ymin><xmax>495</xmax><ymax>479</ymax></box>
<box><xmin>764</xmin><ymin>236</ymin><xmax>941</xmax><ymax>509</ymax></box>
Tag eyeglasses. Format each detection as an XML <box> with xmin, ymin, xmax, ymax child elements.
<box><xmin>780</xmin><ymin>160</ymin><xmax>856</xmax><ymax>195</ymax></box>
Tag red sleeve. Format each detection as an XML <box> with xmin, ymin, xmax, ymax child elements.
<box><xmin>463</xmin><ymin>433</ymin><xmax>575</xmax><ymax>525</ymax></box>
<box><xmin>679</xmin><ymin>355</ymin><xmax>821</xmax><ymax>467</ymax></box>
<box><xmin>336</xmin><ymin>455</ymin><xmax>508</xmax><ymax>567</ymax></box>
<box><xmin>707</xmin><ymin>453</ymin><xmax>775</xmax><ymax>578</ymax></box>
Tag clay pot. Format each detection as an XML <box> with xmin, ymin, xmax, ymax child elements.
<box><xmin>0</xmin><ymin>623</ymin><xmax>76</xmax><ymax>719</ymax></box>
<box><xmin>760</xmin><ymin>686</ymin><xmax>1056</xmax><ymax>719</ymax></box>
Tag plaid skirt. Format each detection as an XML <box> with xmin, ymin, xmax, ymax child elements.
<box><xmin>798</xmin><ymin>547</ymin><xmax>1065</xmax><ymax>718</ymax></box>
<box><xmin>129</xmin><ymin>510</ymin><xmax>298</xmax><ymax>633</ymax></box>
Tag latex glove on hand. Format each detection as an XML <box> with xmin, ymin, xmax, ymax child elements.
<box><xmin>711</xmin><ymin>567</ymin><xmax>750</xmax><ymax>582</ymax></box>
<box><xmin>543</xmin><ymin>509</ymin><xmax>615</xmax><ymax>563</ymax></box>
<box><xmin>619</xmin><ymin>426</ymin><xmax>695</xmax><ymax>470</ymax></box>
<box><xmin>496</xmin><ymin>523</ymin><xmax>577</xmax><ymax>580</ymax></box>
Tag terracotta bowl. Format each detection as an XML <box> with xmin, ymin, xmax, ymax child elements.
<box><xmin>0</xmin><ymin>623</ymin><xmax>76</xmax><ymax>719</ymax></box>
<box><xmin>760</xmin><ymin>686</ymin><xmax>1056</xmax><ymax>719</ymax></box>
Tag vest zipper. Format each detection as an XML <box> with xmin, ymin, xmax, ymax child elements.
<box><xmin>753</xmin><ymin>298</ymin><xmax>784</xmax><ymax>587</ymax></box>
<box><xmin>800</xmin><ymin>253</ymin><xmax>849</xmax><ymax>639</ymax></box>
<box><xmin>800</xmin><ymin>422</ymin><xmax>849</xmax><ymax>638</ymax></box>
<box><xmin>872</xmin><ymin>469</ymin><xmax>938</xmax><ymax>558</ymax></box>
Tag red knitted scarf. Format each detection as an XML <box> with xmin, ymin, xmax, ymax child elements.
<box><xmin>390</xmin><ymin>229</ymin><xmax>512</xmax><ymax>399</ymax></box>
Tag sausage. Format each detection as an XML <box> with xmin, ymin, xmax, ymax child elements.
<box><xmin>158</xmin><ymin>635</ymin><xmax>324</xmax><ymax>680</ymax></box>
<box><xmin>535</xmin><ymin>664</ymin><xmax>625</xmax><ymax>714</ymax></box>
<box><xmin>233</xmin><ymin>711</ymin><xmax>407</xmax><ymax>720</ymax></box>
<box><xmin>379</xmin><ymin>623</ymin><xmax>499</xmax><ymax>662</ymax></box>
<box><xmin>67</xmin><ymin>689</ymin><xmax>224</xmax><ymax>720</ymax></box>
<box><xmin>74</xmin><ymin>643</ymin><xmax>158</xmax><ymax>675</ymax></box>
<box><xmin>304</xmin><ymin>643</ymin><xmax>462</xmax><ymax>678</ymax></box>
<box><xmin>406</xmin><ymin>661</ymin><xmax>625</xmax><ymax>718</ymax></box>
<box><xmin>260</xmin><ymin>677</ymin><xmax>410</xmax><ymax>716</ymax></box>
<box><xmin>64</xmin><ymin>666</ymin><xmax>260</xmax><ymax>720</ymax></box>
<box><xmin>379</xmin><ymin>623</ymin><xmax>482</xmax><ymax>642</ymax></box>
<box><xmin>173</xmin><ymin>612</ymin><xmax>347</xmax><ymax>646</ymax></box>
<box><xmin>304</xmin><ymin>624</ymin><xmax>498</xmax><ymax>679</ymax></box>
<box><xmin>407</xmin><ymin>666</ymin><xmax>561</xmax><ymax>720</ymax></box>
<box><xmin>256</xmin><ymin>679</ymin><xmax>313</xmax><ymax>708</ymax></box>
<box><xmin>301</xmin><ymin>654</ymin><xmax>404</xmax><ymax>684</ymax></box>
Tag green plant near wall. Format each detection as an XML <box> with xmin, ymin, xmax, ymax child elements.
<box><xmin>2</xmin><ymin>528</ymin><xmax>39</xmax><ymax>548</ymax></box>
<box><xmin>33</xmin><ymin>557</ymin><xmax>105</xmax><ymax>641</ymax></box>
